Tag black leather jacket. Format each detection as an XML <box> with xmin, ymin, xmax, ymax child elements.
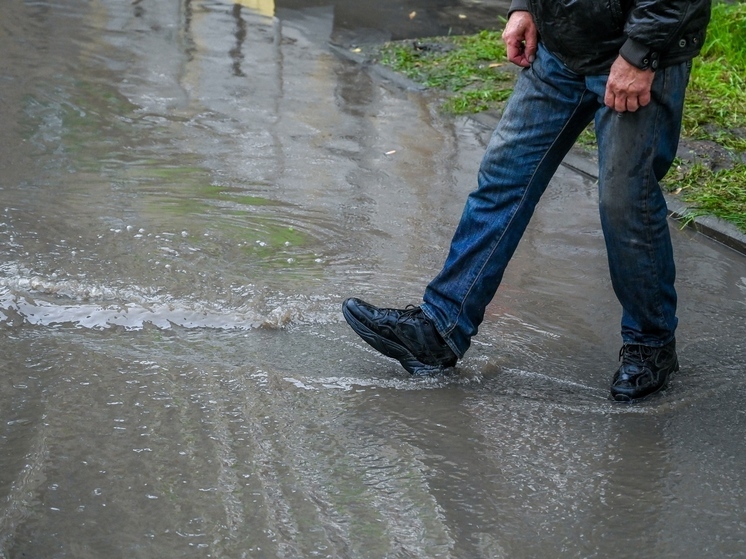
<box><xmin>508</xmin><ymin>0</ymin><xmax>711</xmax><ymax>74</ymax></box>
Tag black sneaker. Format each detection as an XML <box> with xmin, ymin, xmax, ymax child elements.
<box><xmin>342</xmin><ymin>297</ymin><xmax>457</xmax><ymax>376</ymax></box>
<box><xmin>610</xmin><ymin>340</ymin><xmax>679</xmax><ymax>402</ymax></box>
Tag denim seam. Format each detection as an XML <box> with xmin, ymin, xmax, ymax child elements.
<box><xmin>647</xmin><ymin>67</ymin><xmax>672</xmax><ymax>336</ymax></box>
<box><xmin>443</xmin><ymin>88</ymin><xmax>594</xmax><ymax>344</ymax></box>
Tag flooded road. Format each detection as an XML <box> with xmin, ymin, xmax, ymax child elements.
<box><xmin>1</xmin><ymin>1</ymin><xmax>745</xmax><ymax>558</ymax></box>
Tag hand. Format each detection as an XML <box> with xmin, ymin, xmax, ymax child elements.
<box><xmin>502</xmin><ymin>11</ymin><xmax>538</xmax><ymax>68</ymax></box>
<box><xmin>604</xmin><ymin>55</ymin><xmax>655</xmax><ymax>112</ymax></box>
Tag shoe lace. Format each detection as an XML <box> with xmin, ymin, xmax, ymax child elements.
<box><xmin>402</xmin><ymin>304</ymin><xmax>425</xmax><ymax>318</ymax></box>
<box><xmin>618</xmin><ymin>344</ymin><xmax>655</xmax><ymax>367</ymax></box>
<box><xmin>399</xmin><ymin>305</ymin><xmax>453</xmax><ymax>362</ymax></box>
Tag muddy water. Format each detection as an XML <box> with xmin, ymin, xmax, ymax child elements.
<box><xmin>1</xmin><ymin>1</ymin><xmax>745</xmax><ymax>558</ymax></box>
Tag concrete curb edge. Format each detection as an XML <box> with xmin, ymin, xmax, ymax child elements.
<box><xmin>560</xmin><ymin>148</ymin><xmax>746</xmax><ymax>256</ymax></box>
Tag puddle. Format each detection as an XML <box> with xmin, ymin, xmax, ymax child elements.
<box><xmin>0</xmin><ymin>1</ymin><xmax>744</xmax><ymax>558</ymax></box>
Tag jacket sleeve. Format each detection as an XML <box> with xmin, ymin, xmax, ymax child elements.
<box><xmin>622</xmin><ymin>0</ymin><xmax>710</xmax><ymax>64</ymax></box>
<box><xmin>508</xmin><ymin>0</ymin><xmax>531</xmax><ymax>16</ymax></box>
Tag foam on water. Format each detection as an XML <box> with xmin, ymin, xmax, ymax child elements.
<box><xmin>0</xmin><ymin>268</ymin><xmax>337</xmax><ymax>331</ymax></box>
<box><xmin>282</xmin><ymin>374</ymin><xmax>451</xmax><ymax>392</ymax></box>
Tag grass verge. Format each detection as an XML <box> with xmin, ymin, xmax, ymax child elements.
<box><xmin>373</xmin><ymin>4</ymin><xmax>746</xmax><ymax>233</ymax></box>
<box><xmin>682</xmin><ymin>1</ymin><xmax>746</xmax><ymax>153</ymax></box>
<box><xmin>666</xmin><ymin>162</ymin><xmax>746</xmax><ymax>232</ymax></box>
<box><xmin>378</xmin><ymin>29</ymin><xmax>514</xmax><ymax>114</ymax></box>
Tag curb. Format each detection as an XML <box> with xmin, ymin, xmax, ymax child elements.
<box><xmin>328</xmin><ymin>42</ymin><xmax>746</xmax><ymax>257</ymax></box>
<box><xmin>328</xmin><ymin>43</ymin><xmax>427</xmax><ymax>92</ymax></box>
<box><xmin>559</xmin><ymin>145</ymin><xmax>746</xmax><ymax>256</ymax></box>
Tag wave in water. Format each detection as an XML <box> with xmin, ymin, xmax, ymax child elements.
<box><xmin>0</xmin><ymin>272</ymin><xmax>335</xmax><ymax>331</ymax></box>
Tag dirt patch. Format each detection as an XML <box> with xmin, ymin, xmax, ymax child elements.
<box><xmin>677</xmin><ymin>138</ymin><xmax>746</xmax><ymax>172</ymax></box>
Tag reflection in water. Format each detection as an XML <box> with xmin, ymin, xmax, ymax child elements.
<box><xmin>133</xmin><ymin>0</ymin><xmax>145</xmax><ymax>18</ymax></box>
<box><xmin>230</xmin><ymin>4</ymin><xmax>248</xmax><ymax>77</ymax></box>
<box><xmin>238</xmin><ymin>0</ymin><xmax>276</xmax><ymax>17</ymax></box>
<box><xmin>0</xmin><ymin>1</ymin><xmax>744</xmax><ymax>558</ymax></box>
<box><xmin>183</xmin><ymin>0</ymin><xmax>197</xmax><ymax>61</ymax></box>
<box><xmin>589</xmin><ymin>416</ymin><xmax>670</xmax><ymax>553</ymax></box>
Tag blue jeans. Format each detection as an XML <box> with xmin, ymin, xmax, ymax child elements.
<box><xmin>421</xmin><ymin>44</ymin><xmax>691</xmax><ymax>358</ymax></box>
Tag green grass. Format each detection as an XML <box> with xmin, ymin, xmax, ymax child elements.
<box><xmin>670</xmin><ymin>1</ymin><xmax>746</xmax><ymax>231</ymax></box>
<box><xmin>682</xmin><ymin>1</ymin><xmax>746</xmax><ymax>152</ymax></box>
<box><xmin>375</xmin><ymin>4</ymin><xmax>746</xmax><ymax>232</ymax></box>
<box><xmin>378</xmin><ymin>29</ymin><xmax>515</xmax><ymax>114</ymax></box>
<box><xmin>666</xmin><ymin>162</ymin><xmax>746</xmax><ymax>231</ymax></box>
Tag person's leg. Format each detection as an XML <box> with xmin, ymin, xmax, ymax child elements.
<box><xmin>421</xmin><ymin>44</ymin><xmax>597</xmax><ymax>357</ymax></box>
<box><xmin>592</xmin><ymin>61</ymin><xmax>691</xmax><ymax>347</ymax></box>
<box><xmin>588</xmin><ymin>61</ymin><xmax>691</xmax><ymax>400</ymax></box>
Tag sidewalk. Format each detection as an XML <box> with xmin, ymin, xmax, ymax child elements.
<box><xmin>330</xmin><ymin>42</ymin><xmax>746</xmax><ymax>256</ymax></box>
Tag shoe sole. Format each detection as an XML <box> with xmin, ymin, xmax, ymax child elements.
<box><xmin>610</xmin><ymin>360</ymin><xmax>679</xmax><ymax>403</ymax></box>
<box><xmin>342</xmin><ymin>305</ymin><xmax>450</xmax><ymax>376</ymax></box>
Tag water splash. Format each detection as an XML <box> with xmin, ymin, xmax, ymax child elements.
<box><xmin>0</xmin><ymin>269</ymin><xmax>335</xmax><ymax>331</ymax></box>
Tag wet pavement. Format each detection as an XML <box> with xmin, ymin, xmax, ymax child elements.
<box><xmin>1</xmin><ymin>1</ymin><xmax>745</xmax><ymax>558</ymax></box>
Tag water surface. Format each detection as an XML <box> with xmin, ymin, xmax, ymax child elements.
<box><xmin>1</xmin><ymin>1</ymin><xmax>745</xmax><ymax>558</ymax></box>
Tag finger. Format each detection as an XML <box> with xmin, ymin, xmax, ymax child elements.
<box><xmin>626</xmin><ymin>96</ymin><xmax>640</xmax><ymax>112</ymax></box>
<box><xmin>604</xmin><ymin>90</ymin><xmax>615</xmax><ymax>111</ymax></box>
<box><xmin>524</xmin><ymin>30</ymin><xmax>538</xmax><ymax>63</ymax></box>
<box><xmin>506</xmin><ymin>43</ymin><xmax>531</xmax><ymax>67</ymax></box>
<box><xmin>638</xmin><ymin>90</ymin><xmax>652</xmax><ymax>108</ymax></box>
<box><xmin>510</xmin><ymin>56</ymin><xmax>531</xmax><ymax>68</ymax></box>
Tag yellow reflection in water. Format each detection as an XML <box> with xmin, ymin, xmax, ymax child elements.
<box><xmin>235</xmin><ymin>0</ymin><xmax>274</xmax><ymax>17</ymax></box>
